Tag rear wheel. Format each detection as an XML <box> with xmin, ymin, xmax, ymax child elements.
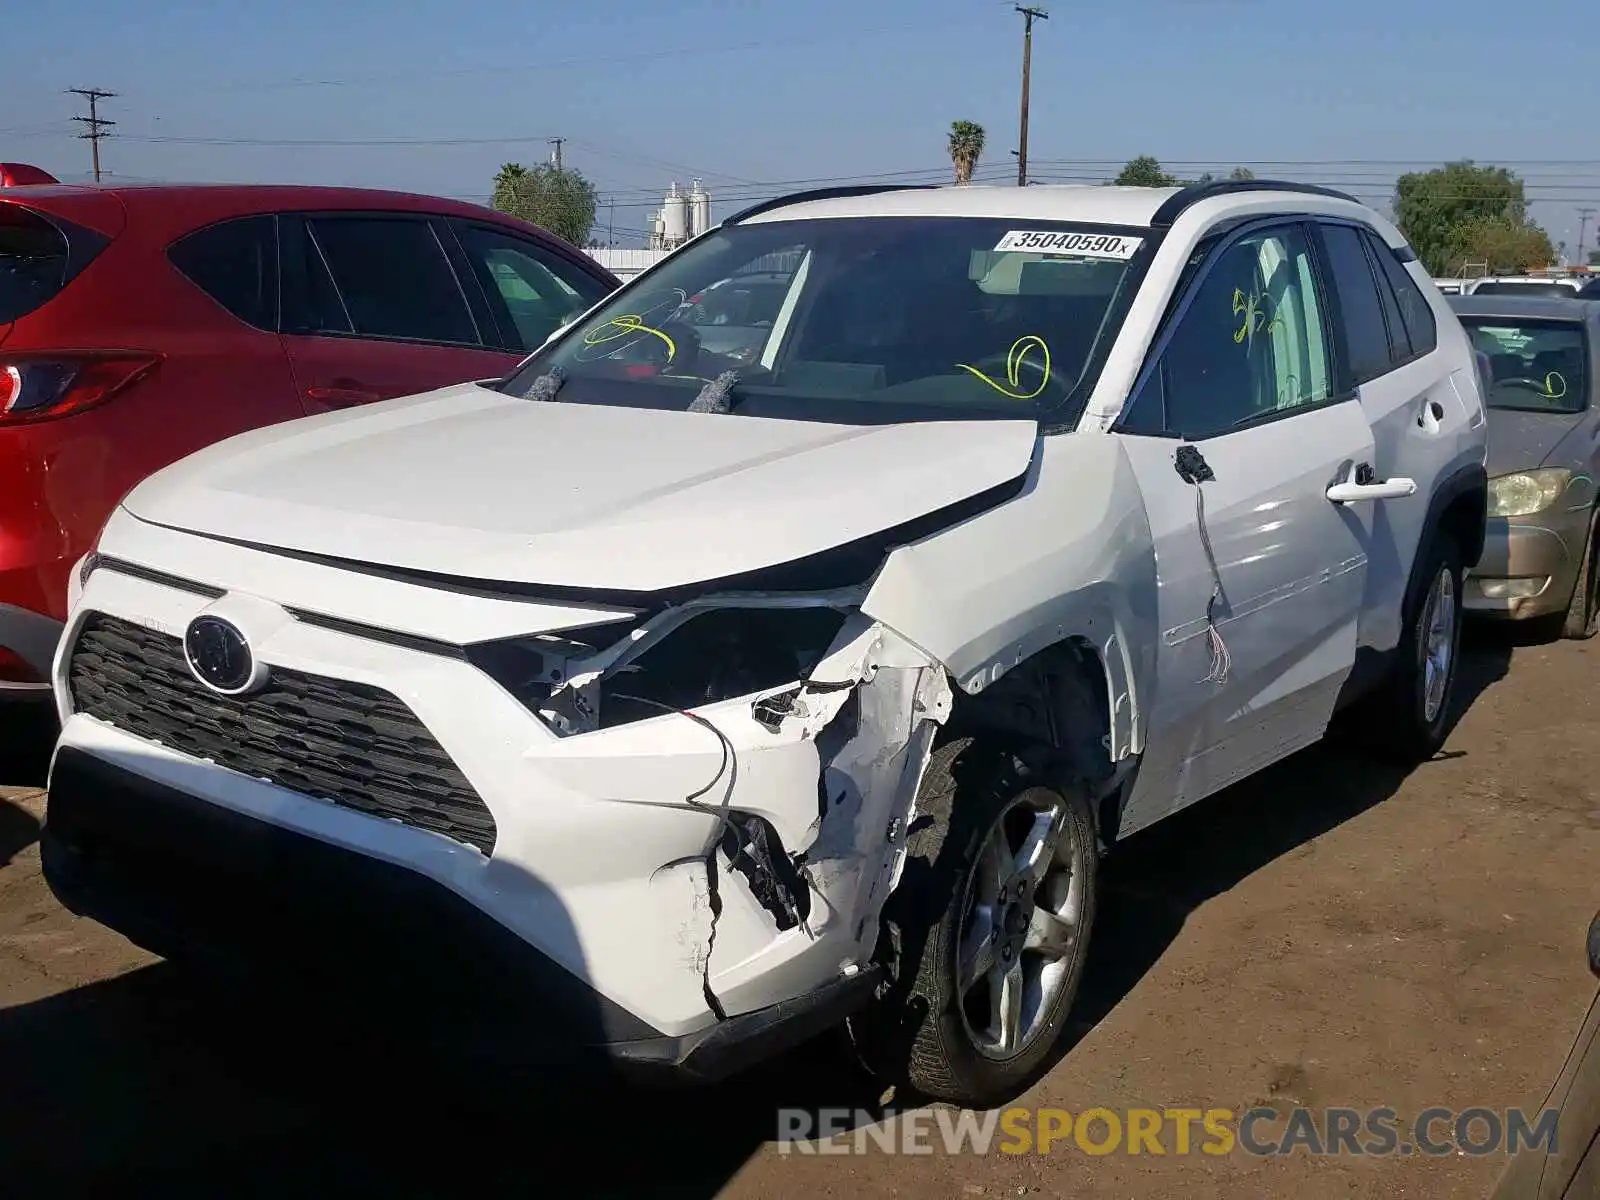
<box><xmin>1354</xmin><ymin>533</ymin><xmax>1464</xmax><ymax>763</ymax></box>
<box><xmin>850</xmin><ymin>738</ymin><xmax>1097</xmax><ymax>1108</ymax></box>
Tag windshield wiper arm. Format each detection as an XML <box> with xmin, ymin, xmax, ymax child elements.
<box><xmin>688</xmin><ymin>369</ymin><xmax>742</xmax><ymax>414</ymax></box>
<box><xmin>523</xmin><ymin>366</ymin><xmax>567</xmax><ymax>402</ymax></box>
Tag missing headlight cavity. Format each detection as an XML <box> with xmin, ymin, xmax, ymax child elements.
<box><xmin>601</xmin><ymin>606</ymin><xmax>848</xmax><ymax>729</ymax></box>
<box><xmin>719</xmin><ymin>811</ymin><xmax>810</xmax><ymax>930</ymax></box>
<box><xmin>468</xmin><ymin>621</ymin><xmax>633</xmax><ymax>706</ymax></box>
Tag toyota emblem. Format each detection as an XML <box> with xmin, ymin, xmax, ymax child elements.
<box><xmin>183</xmin><ymin>615</ymin><xmax>263</xmax><ymax>695</ymax></box>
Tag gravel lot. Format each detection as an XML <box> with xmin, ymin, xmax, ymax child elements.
<box><xmin>2</xmin><ymin>628</ymin><xmax>1596</xmax><ymax>1197</ymax></box>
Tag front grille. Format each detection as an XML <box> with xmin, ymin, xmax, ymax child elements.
<box><xmin>68</xmin><ymin>613</ymin><xmax>497</xmax><ymax>854</ymax></box>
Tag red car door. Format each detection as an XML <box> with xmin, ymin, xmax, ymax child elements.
<box><xmin>278</xmin><ymin>212</ymin><xmax>518</xmax><ymax>414</ymax></box>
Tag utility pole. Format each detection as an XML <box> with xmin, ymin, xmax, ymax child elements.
<box><xmin>548</xmin><ymin>137</ymin><xmax>565</xmax><ymax>172</ymax></box>
<box><xmin>1578</xmin><ymin>207</ymin><xmax>1597</xmax><ymax>268</ymax></box>
<box><xmin>1014</xmin><ymin>6</ymin><xmax>1048</xmax><ymax>187</ymax></box>
<box><xmin>67</xmin><ymin>88</ymin><xmax>117</xmax><ymax>183</ymax></box>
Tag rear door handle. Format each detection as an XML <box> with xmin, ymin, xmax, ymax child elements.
<box><xmin>1328</xmin><ymin>463</ymin><xmax>1418</xmax><ymax>503</ymax></box>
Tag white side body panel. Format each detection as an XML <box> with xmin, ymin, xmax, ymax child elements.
<box><xmin>860</xmin><ymin>433</ymin><xmax>1153</xmax><ymax>763</ymax></box>
<box><xmin>1355</xmin><ymin>264</ymin><xmax>1488</xmax><ymax>653</ymax></box>
<box><xmin>1115</xmin><ymin>404</ymin><xmax>1374</xmax><ymax>835</ymax></box>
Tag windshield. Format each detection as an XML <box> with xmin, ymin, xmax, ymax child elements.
<box><xmin>500</xmin><ymin>216</ymin><xmax>1149</xmax><ymax>423</ymax></box>
<box><xmin>1462</xmin><ymin>318</ymin><xmax>1590</xmax><ymax>413</ymax></box>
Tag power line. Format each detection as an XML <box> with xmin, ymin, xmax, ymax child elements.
<box><xmin>180</xmin><ymin>21</ymin><xmax>991</xmax><ymax>94</ymax></box>
<box><xmin>67</xmin><ymin>87</ymin><xmax>117</xmax><ymax>183</ymax></box>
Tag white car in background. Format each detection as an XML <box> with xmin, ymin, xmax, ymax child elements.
<box><xmin>1465</xmin><ymin>275</ymin><xmax>1589</xmax><ymax>298</ymax></box>
<box><xmin>43</xmin><ymin>179</ymin><xmax>1487</xmax><ymax>1108</ymax></box>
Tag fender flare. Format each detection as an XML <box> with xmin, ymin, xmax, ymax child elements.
<box><xmin>1410</xmin><ymin>461</ymin><xmax>1488</xmax><ymax>612</ymax></box>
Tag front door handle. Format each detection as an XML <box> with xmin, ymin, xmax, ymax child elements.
<box><xmin>1327</xmin><ymin>464</ymin><xmax>1418</xmax><ymax>503</ymax></box>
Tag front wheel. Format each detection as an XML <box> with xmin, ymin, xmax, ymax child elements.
<box><xmin>1549</xmin><ymin>511</ymin><xmax>1599</xmax><ymax>641</ymax></box>
<box><xmin>850</xmin><ymin>738</ymin><xmax>1097</xmax><ymax>1108</ymax></box>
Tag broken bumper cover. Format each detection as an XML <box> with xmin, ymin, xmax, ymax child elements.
<box><xmin>52</xmin><ymin>545</ymin><xmax>949</xmax><ymax>1055</ymax></box>
<box><xmin>41</xmin><ymin>745</ymin><xmax>881</xmax><ymax>1080</ymax></box>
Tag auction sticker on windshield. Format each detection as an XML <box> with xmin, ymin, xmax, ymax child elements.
<box><xmin>993</xmin><ymin>230</ymin><xmax>1144</xmax><ymax>259</ymax></box>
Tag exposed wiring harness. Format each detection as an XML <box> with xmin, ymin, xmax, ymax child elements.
<box><xmin>1174</xmin><ymin>445</ymin><xmax>1231</xmax><ymax>685</ymax></box>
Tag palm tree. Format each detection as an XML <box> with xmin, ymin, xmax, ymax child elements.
<box><xmin>948</xmin><ymin>121</ymin><xmax>986</xmax><ymax>186</ymax></box>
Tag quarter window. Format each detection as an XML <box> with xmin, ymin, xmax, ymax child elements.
<box><xmin>305</xmin><ymin>216</ymin><xmax>478</xmax><ymax>344</ymax></box>
<box><xmin>167</xmin><ymin>216</ymin><xmax>278</xmax><ymax>331</ymax></box>
<box><xmin>1147</xmin><ymin>224</ymin><xmax>1333</xmax><ymax>439</ymax></box>
<box><xmin>454</xmin><ymin>224</ymin><xmax>610</xmax><ymax>351</ymax></box>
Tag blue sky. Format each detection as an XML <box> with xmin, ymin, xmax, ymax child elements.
<box><xmin>5</xmin><ymin>0</ymin><xmax>1597</xmax><ymax>249</ymax></box>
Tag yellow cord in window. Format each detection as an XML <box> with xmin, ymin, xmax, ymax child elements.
<box><xmin>582</xmin><ymin>314</ymin><xmax>678</xmax><ymax>362</ymax></box>
<box><xmin>956</xmin><ymin>335</ymin><xmax>1052</xmax><ymax>400</ymax></box>
<box><xmin>1546</xmin><ymin>372</ymin><xmax>1568</xmax><ymax>399</ymax></box>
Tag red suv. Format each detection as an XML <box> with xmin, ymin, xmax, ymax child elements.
<box><xmin>0</xmin><ymin>175</ymin><xmax>618</xmax><ymax>701</ymax></box>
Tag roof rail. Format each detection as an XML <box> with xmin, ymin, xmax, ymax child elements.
<box><xmin>1149</xmin><ymin>179</ymin><xmax>1360</xmax><ymax>228</ymax></box>
<box><xmin>723</xmin><ymin>183</ymin><xmax>940</xmax><ymax>227</ymax></box>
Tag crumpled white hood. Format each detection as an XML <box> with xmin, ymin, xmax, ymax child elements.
<box><xmin>121</xmin><ymin>383</ymin><xmax>1039</xmax><ymax>592</ymax></box>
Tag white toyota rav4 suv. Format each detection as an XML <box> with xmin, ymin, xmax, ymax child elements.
<box><xmin>43</xmin><ymin>180</ymin><xmax>1487</xmax><ymax>1108</ymax></box>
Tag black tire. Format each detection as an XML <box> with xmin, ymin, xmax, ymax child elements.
<box><xmin>1551</xmin><ymin>511</ymin><xmax>1599</xmax><ymax>641</ymax></box>
<box><xmin>1355</xmin><ymin>532</ymin><xmax>1465</xmax><ymax>763</ymax></box>
<box><xmin>849</xmin><ymin>737</ymin><xmax>1097</xmax><ymax>1108</ymax></box>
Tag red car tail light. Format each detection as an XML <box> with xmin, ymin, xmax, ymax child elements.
<box><xmin>0</xmin><ymin>353</ymin><xmax>161</xmax><ymax>424</ymax></box>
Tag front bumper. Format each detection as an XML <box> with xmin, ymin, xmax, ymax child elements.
<box><xmin>1464</xmin><ymin>512</ymin><xmax>1590</xmax><ymax>620</ymax></box>
<box><xmin>42</xmin><ymin>745</ymin><xmax>881</xmax><ymax>1080</ymax></box>
<box><xmin>50</xmin><ymin>512</ymin><xmax>945</xmax><ymax>1057</ymax></box>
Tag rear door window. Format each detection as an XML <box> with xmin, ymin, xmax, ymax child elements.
<box><xmin>304</xmin><ymin>216</ymin><xmax>479</xmax><ymax>345</ymax></box>
<box><xmin>452</xmin><ymin>223</ymin><xmax>610</xmax><ymax>351</ymax></box>
<box><xmin>1317</xmin><ymin>223</ymin><xmax>1392</xmax><ymax>385</ymax></box>
<box><xmin>0</xmin><ymin>206</ymin><xmax>71</xmax><ymax>324</ymax></box>
<box><xmin>1366</xmin><ymin>235</ymin><xmax>1438</xmax><ymax>359</ymax></box>
<box><xmin>167</xmin><ymin>215</ymin><xmax>279</xmax><ymax>330</ymax></box>
<box><xmin>1365</xmin><ymin>238</ymin><xmax>1412</xmax><ymax>363</ymax></box>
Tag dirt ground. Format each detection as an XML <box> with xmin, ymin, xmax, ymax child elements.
<box><xmin>2</xmin><ymin>626</ymin><xmax>1596</xmax><ymax>1197</ymax></box>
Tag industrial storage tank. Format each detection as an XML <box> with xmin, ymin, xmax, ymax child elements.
<box><xmin>688</xmin><ymin>179</ymin><xmax>711</xmax><ymax>238</ymax></box>
<box><xmin>662</xmin><ymin>182</ymin><xmax>688</xmax><ymax>247</ymax></box>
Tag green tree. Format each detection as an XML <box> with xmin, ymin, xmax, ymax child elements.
<box><xmin>1114</xmin><ymin>156</ymin><xmax>1178</xmax><ymax>187</ymax></box>
<box><xmin>948</xmin><ymin>120</ymin><xmax>986</xmax><ymax>185</ymax></box>
<box><xmin>1445</xmin><ymin>215</ymin><xmax>1556</xmax><ymax>275</ymax></box>
<box><xmin>1393</xmin><ymin>161</ymin><xmax>1550</xmax><ymax>276</ymax></box>
<box><xmin>492</xmin><ymin>161</ymin><xmax>598</xmax><ymax>247</ymax></box>
<box><xmin>1229</xmin><ymin>166</ymin><xmax>1256</xmax><ymax>181</ymax></box>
